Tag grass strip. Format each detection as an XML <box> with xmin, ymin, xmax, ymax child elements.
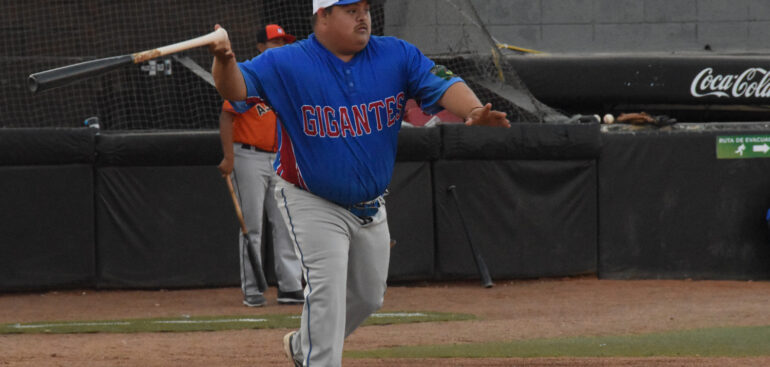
<box><xmin>347</xmin><ymin>325</ymin><xmax>770</xmax><ymax>358</ymax></box>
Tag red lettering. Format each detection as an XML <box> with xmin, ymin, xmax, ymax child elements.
<box><xmin>396</xmin><ymin>92</ymin><xmax>406</xmax><ymax>122</ymax></box>
<box><xmin>368</xmin><ymin>100</ymin><xmax>385</xmax><ymax>131</ymax></box>
<box><xmin>315</xmin><ymin>106</ymin><xmax>325</xmax><ymax>137</ymax></box>
<box><xmin>302</xmin><ymin>105</ymin><xmax>317</xmax><ymax>136</ymax></box>
<box><xmin>324</xmin><ymin>106</ymin><xmax>340</xmax><ymax>138</ymax></box>
<box><xmin>352</xmin><ymin>104</ymin><xmax>371</xmax><ymax>135</ymax></box>
<box><xmin>338</xmin><ymin>106</ymin><xmax>356</xmax><ymax>137</ymax></box>
<box><xmin>385</xmin><ymin>96</ymin><xmax>397</xmax><ymax>127</ymax></box>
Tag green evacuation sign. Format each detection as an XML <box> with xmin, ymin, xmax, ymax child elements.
<box><xmin>717</xmin><ymin>135</ymin><xmax>770</xmax><ymax>159</ymax></box>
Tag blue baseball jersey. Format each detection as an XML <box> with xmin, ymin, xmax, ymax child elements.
<box><xmin>233</xmin><ymin>34</ymin><xmax>462</xmax><ymax>206</ymax></box>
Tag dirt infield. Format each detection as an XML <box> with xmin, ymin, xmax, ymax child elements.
<box><xmin>1</xmin><ymin>277</ymin><xmax>770</xmax><ymax>366</ymax></box>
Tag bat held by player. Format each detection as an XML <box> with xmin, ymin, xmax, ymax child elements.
<box><xmin>28</xmin><ymin>27</ymin><xmax>228</xmax><ymax>94</ymax></box>
<box><xmin>225</xmin><ymin>174</ymin><xmax>269</xmax><ymax>293</ymax></box>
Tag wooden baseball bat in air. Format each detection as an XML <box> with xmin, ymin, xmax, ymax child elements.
<box><xmin>28</xmin><ymin>27</ymin><xmax>228</xmax><ymax>93</ymax></box>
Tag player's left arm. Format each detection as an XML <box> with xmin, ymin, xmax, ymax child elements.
<box><xmin>438</xmin><ymin>83</ymin><xmax>510</xmax><ymax>127</ymax></box>
<box><xmin>217</xmin><ymin>110</ymin><xmax>237</xmax><ymax>176</ymax></box>
<box><xmin>399</xmin><ymin>37</ymin><xmax>508</xmax><ymax>127</ymax></box>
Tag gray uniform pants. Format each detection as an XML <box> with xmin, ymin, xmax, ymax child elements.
<box><xmin>276</xmin><ymin>178</ymin><xmax>391</xmax><ymax>367</ymax></box>
<box><xmin>232</xmin><ymin>144</ymin><xmax>302</xmax><ymax>296</ymax></box>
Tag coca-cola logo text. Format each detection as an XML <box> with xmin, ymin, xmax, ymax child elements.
<box><xmin>691</xmin><ymin>67</ymin><xmax>770</xmax><ymax>98</ymax></box>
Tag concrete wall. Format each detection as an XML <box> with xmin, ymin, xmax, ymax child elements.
<box><xmin>384</xmin><ymin>0</ymin><xmax>770</xmax><ymax>54</ymax></box>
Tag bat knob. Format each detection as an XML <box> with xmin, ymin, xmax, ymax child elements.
<box><xmin>447</xmin><ymin>185</ymin><xmax>456</xmax><ymax>192</ymax></box>
<box><xmin>27</xmin><ymin>75</ymin><xmax>40</xmax><ymax>93</ymax></box>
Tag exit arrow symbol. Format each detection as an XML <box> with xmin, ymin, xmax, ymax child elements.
<box><xmin>752</xmin><ymin>144</ymin><xmax>770</xmax><ymax>153</ymax></box>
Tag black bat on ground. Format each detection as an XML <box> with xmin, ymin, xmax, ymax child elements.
<box><xmin>447</xmin><ymin>185</ymin><xmax>494</xmax><ymax>288</ymax></box>
<box><xmin>28</xmin><ymin>28</ymin><xmax>227</xmax><ymax>93</ymax></box>
<box><xmin>226</xmin><ymin>174</ymin><xmax>268</xmax><ymax>293</ymax></box>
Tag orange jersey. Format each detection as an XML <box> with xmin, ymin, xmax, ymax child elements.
<box><xmin>222</xmin><ymin>100</ymin><xmax>279</xmax><ymax>152</ymax></box>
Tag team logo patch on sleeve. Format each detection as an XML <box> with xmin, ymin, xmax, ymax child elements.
<box><xmin>430</xmin><ymin>64</ymin><xmax>455</xmax><ymax>80</ymax></box>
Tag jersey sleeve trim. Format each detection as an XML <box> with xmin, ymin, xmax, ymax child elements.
<box><xmin>229</xmin><ymin>62</ymin><xmax>261</xmax><ymax>113</ymax></box>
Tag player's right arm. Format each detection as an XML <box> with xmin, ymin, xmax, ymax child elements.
<box><xmin>217</xmin><ymin>110</ymin><xmax>236</xmax><ymax>176</ymax></box>
<box><xmin>209</xmin><ymin>24</ymin><xmax>247</xmax><ymax>101</ymax></box>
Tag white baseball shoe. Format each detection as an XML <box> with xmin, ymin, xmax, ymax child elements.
<box><xmin>283</xmin><ymin>330</ymin><xmax>302</xmax><ymax>366</ymax></box>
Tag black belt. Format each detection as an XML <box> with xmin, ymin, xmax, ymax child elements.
<box><xmin>240</xmin><ymin>143</ymin><xmax>269</xmax><ymax>152</ymax></box>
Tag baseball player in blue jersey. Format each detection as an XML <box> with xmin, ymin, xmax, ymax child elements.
<box><xmin>210</xmin><ymin>0</ymin><xmax>509</xmax><ymax>365</ymax></box>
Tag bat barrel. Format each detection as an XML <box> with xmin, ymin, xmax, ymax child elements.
<box><xmin>28</xmin><ymin>55</ymin><xmax>133</xmax><ymax>93</ymax></box>
<box><xmin>27</xmin><ymin>28</ymin><xmax>226</xmax><ymax>94</ymax></box>
<box><xmin>447</xmin><ymin>185</ymin><xmax>494</xmax><ymax>288</ymax></box>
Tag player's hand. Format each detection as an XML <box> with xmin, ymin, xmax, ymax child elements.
<box><xmin>209</xmin><ymin>24</ymin><xmax>235</xmax><ymax>62</ymax></box>
<box><xmin>218</xmin><ymin>157</ymin><xmax>234</xmax><ymax>176</ymax></box>
<box><xmin>465</xmin><ymin>103</ymin><xmax>510</xmax><ymax>128</ymax></box>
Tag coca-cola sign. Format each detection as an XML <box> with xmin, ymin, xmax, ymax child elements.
<box><xmin>691</xmin><ymin>67</ymin><xmax>770</xmax><ymax>98</ymax></box>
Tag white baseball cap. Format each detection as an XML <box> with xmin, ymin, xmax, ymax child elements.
<box><xmin>313</xmin><ymin>0</ymin><xmax>373</xmax><ymax>15</ymax></box>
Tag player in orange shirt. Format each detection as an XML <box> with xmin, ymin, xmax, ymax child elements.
<box><xmin>218</xmin><ymin>24</ymin><xmax>302</xmax><ymax>307</ymax></box>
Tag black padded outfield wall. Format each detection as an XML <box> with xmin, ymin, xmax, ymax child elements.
<box><xmin>386</xmin><ymin>128</ymin><xmax>441</xmax><ymax>281</ymax></box>
<box><xmin>93</xmin><ymin>129</ymin><xmax>441</xmax><ymax>288</ymax></box>
<box><xmin>94</xmin><ymin>131</ymin><xmax>240</xmax><ymax>288</ymax></box>
<box><xmin>0</xmin><ymin>127</ymin><xmax>443</xmax><ymax>290</ymax></box>
<box><xmin>434</xmin><ymin>124</ymin><xmax>601</xmax><ymax>280</ymax></box>
<box><xmin>599</xmin><ymin>129</ymin><xmax>770</xmax><ymax>280</ymax></box>
<box><xmin>10</xmin><ymin>123</ymin><xmax>770</xmax><ymax>290</ymax></box>
<box><xmin>0</xmin><ymin>125</ymin><xmax>603</xmax><ymax>290</ymax></box>
<box><xmin>0</xmin><ymin>129</ymin><xmax>96</xmax><ymax>290</ymax></box>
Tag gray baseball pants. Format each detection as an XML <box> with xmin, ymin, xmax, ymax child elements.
<box><xmin>232</xmin><ymin>144</ymin><xmax>303</xmax><ymax>296</ymax></box>
<box><xmin>276</xmin><ymin>178</ymin><xmax>391</xmax><ymax>367</ymax></box>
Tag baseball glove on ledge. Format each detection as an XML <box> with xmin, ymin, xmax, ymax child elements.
<box><xmin>616</xmin><ymin>112</ymin><xmax>676</xmax><ymax>127</ymax></box>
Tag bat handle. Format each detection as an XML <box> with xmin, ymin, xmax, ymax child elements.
<box><xmin>132</xmin><ymin>27</ymin><xmax>228</xmax><ymax>63</ymax></box>
<box><xmin>226</xmin><ymin>173</ymin><xmax>268</xmax><ymax>293</ymax></box>
<box><xmin>225</xmin><ymin>174</ymin><xmax>249</xmax><ymax>235</ymax></box>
